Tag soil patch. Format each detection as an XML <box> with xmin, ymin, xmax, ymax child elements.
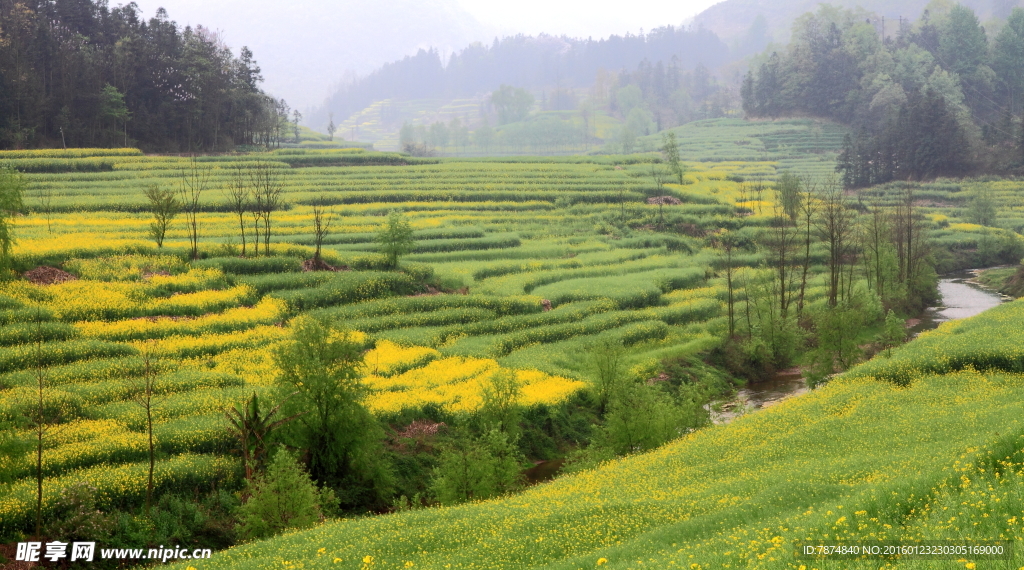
<box><xmin>24</xmin><ymin>266</ymin><xmax>77</xmax><ymax>285</ymax></box>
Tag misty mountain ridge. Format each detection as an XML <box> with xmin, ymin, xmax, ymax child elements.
<box><xmin>136</xmin><ymin>0</ymin><xmax>494</xmax><ymax>108</ymax></box>
<box><xmin>692</xmin><ymin>0</ymin><xmax>1022</xmax><ymax>43</ymax></box>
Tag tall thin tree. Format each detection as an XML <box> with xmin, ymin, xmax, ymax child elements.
<box><xmin>311</xmin><ymin>196</ymin><xmax>334</xmax><ymax>262</ymax></box>
<box><xmin>249</xmin><ymin>159</ymin><xmax>283</xmax><ymax>256</ymax></box>
<box><xmin>225</xmin><ymin>165</ymin><xmax>251</xmax><ymax>256</ymax></box>
<box><xmin>178</xmin><ymin>156</ymin><xmax>210</xmax><ymax>260</ymax></box>
<box><xmin>129</xmin><ymin>347</ymin><xmax>164</xmax><ymax>516</ymax></box>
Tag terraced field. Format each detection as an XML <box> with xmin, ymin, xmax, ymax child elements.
<box><xmin>638</xmin><ymin>117</ymin><xmax>849</xmax><ymax>179</ymax></box>
<box><xmin>0</xmin><ymin>118</ymin><xmax>1019</xmax><ymax>564</ymax></box>
<box><xmin>169</xmin><ymin>291</ymin><xmax>1024</xmax><ymax>570</ymax></box>
<box><xmin>0</xmin><ymin>145</ymin><xmax>802</xmax><ymax>535</ymax></box>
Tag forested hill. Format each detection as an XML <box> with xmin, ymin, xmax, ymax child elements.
<box><xmin>307</xmin><ymin>27</ymin><xmax>730</xmax><ymax>131</ymax></box>
<box><xmin>741</xmin><ymin>3</ymin><xmax>1024</xmax><ymax>185</ymax></box>
<box><xmin>691</xmin><ymin>0</ymin><xmax>1011</xmax><ymax>43</ymax></box>
<box><xmin>0</xmin><ymin>0</ymin><xmax>283</xmax><ymax>151</ymax></box>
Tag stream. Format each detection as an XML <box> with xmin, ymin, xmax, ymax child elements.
<box><xmin>527</xmin><ymin>270</ymin><xmax>1010</xmax><ymax>479</ymax></box>
<box><xmin>711</xmin><ymin>269</ymin><xmax>1009</xmax><ymax>424</ymax></box>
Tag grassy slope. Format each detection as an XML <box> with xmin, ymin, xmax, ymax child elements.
<box><xmin>179</xmin><ymin>302</ymin><xmax>1024</xmax><ymax>570</ymax></box>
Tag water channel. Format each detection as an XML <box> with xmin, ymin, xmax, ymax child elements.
<box><xmin>712</xmin><ymin>269</ymin><xmax>1009</xmax><ymax>423</ymax></box>
<box><xmin>527</xmin><ymin>270</ymin><xmax>1011</xmax><ymax>480</ymax></box>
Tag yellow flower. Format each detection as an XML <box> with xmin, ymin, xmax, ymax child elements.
<box><xmin>597</xmin><ymin>558</ymin><xmax>608</xmax><ymax>566</ymax></box>
<box><xmin>965</xmin><ymin>563</ymin><xmax>976</xmax><ymax>570</ymax></box>
<box><xmin>363</xmin><ymin>555</ymin><xmax>374</xmax><ymax>564</ymax></box>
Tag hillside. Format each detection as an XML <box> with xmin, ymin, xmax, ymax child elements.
<box><xmin>169</xmin><ymin>298</ymin><xmax>1024</xmax><ymax>569</ymax></box>
<box><xmin>691</xmin><ymin>0</ymin><xmax>1013</xmax><ymax>43</ymax></box>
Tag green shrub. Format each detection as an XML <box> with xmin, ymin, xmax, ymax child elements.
<box><xmin>236</xmin><ymin>450</ymin><xmax>333</xmax><ymax>541</ymax></box>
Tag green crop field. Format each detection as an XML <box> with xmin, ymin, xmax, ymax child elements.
<box><xmin>166</xmin><ymin>296</ymin><xmax>1024</xmax><ymax>570</ymax></box>
<box><xmin>1</xmin><ymin>123</ymin><xmax>1021</xmax><ymax>567</ymax></box>
<box><xmin>0</xmin><ymin>143</ymin><xmax>807</xmax><ymax>538</ymax></box>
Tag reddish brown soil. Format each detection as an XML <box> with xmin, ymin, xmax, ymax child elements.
<box><xmin>24</xmin><ymin>266</ymin><xmax>77</xmax><ymax>285</ymax></box>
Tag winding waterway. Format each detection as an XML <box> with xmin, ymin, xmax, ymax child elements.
<box><xmin>713</xmin><ymin>270</ymin><xmax>1009</xmax><ymax>423</ymax></box>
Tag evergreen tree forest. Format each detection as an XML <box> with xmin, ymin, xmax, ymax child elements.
<box><xmin>741</xmin><ymin>4</ymin><xmax>1024</xmax><ymax>186</ymax></box>
<box><xmin>0</xmin><ymin>0</ymin><xmax>287</xmax><ymax>151</ymax></box>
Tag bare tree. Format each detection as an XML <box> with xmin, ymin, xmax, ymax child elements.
<box><xmin>37</xmin><ymin>186</ymin><xmax>54</xmax><ymax>234</ymax></box>
<box><xmin>713</xmin><ymin>231</ymin><xmax>739</xmax><ymax>338</ymax></box>
<box><xmin>814</xmin><ymin>177</ymin><xmax>856</xmax><ymax>307</ymax></box>
<box><xmin>292</xmin><ymin>110</ymin><xmax>302</xmax><ymax>143</ymax></box>
<box><xmin>863</xmin><ymin>203</ymin><xmax>892</xmax><ymax>297</ymax></box>
<box><xmin>225</xmin><ymin>165</ymin><xmax>251</xmax><ymax>256</ymax></box>
<box><xmin>29</xmin><ymin>317</ymin><xmax>63</xmax><ymax>536</ymax></box>
<box><xmin>764</xmin><ymin>193</ymin><xmax>798</xmax><ymax>317</ymax></box>
<box><xmin>795</xmin><ymin>177</ymin><xmax>819</xmax><ymax>316</ymax></box>
<box><xmin>311</xmin><ymin>196</ymin><xmax>334</xmax><ymax>262</ymax></box>
<box><xmin>326</xmin><ymin>112</ymin><xmax>336</xmax><ymax>141</ymax></box>
<box><xmin>891</xmin><ymin>185</ymin><xmax>931</xmax><ymax>308</ymax></box>
<box><xmin>178</xmin><ymin>156</ymin><xmax>210</xmax><ymax>260</ymax></box>
<box><xmin>129</xmin><ymin>348</ymin><xmax>163</xmax><ymax>516</ymax></box>
<box><xmin>248</xmin><ymin>159</ymin><xmax>283</xmax><ymax>256</ymax></box>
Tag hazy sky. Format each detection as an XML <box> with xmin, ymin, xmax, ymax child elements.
<box><xmin>129</xmin><ymin>0</ymin><xmax>724</xmax><ymax>108</ymax></box>
<box><xmin>450</xmin><ymin>0</ymin><xmax>721</xmax><ymax>38</ymax></box>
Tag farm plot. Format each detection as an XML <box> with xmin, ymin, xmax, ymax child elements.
<box><xmin>0</xmin><ymin>145</ymin><xmax>832</xmax><ymax>535</ymax></box>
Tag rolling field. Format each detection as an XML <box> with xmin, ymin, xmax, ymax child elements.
<box><xmin>168</xmin><ymin>298</ymin><xmax>1024</xmax><ymax>570</ymax></box>
<box><xmin>0</xmin><ymin>145</ymin><xmax>800</xmax><ymax>536</ymax></box>
<box><xmin>2</xmin><ymin>128</ymin><xmax>1019</xmax><ymax>560</ymax></box>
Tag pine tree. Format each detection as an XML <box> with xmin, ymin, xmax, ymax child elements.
<box><xmin>236</xmin><ymin>450</ymin><xmax>332</xmax><ymax>540</ymax></box>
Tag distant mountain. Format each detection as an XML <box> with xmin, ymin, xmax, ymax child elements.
<box><xmin>691</xmin><ymin>0</ymin><xmax>1018</xmax><ymax>43</ymax></box>
<box><xmin>308</xmin><ymin>26</ymin><xmax>732</xmax><ymax>133</ymax></box>
<box><xmin>134</xmin><ymin>0</ymin><xmax>493</xmax><ymax>109</ymax></box>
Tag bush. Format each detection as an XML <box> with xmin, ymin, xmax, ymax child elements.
<box><xmin>429</xmin><ymin>428</ymin><xmax>524</xmax><ymax>506</ymax></box>
<box><xmin>236</xmin><ymin>450</ymin><xmax>332</xmax><ymax>541</ymax></box>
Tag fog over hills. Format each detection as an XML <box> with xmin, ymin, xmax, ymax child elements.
<box><xmin>133</xmin><ymin>0</ymin><xmax>494</xmax><ymax>109</ymax></box>
<box><xmin>691</xmin><ymin>0</ymin><xmax>1021</xmax><ymax>43</ymax></box>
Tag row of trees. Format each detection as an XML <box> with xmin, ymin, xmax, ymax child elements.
<box><xmin>742</xmin><ymin>5</ymin><xmax>1024</xmax><ymax>184</ymax></box>
<box><xmin>0</xmin><ymin>0</ymin><xmax>289</xmax><ymax>151</ymax></box>
<box><xmin>715</xmin><ymin>174</ymin><xmax>935</xmax><ymax>384</ymax></box>
<box><xmin>145</xmin><ymin>163</ymin><xmax>415</xmax><ymax>268</ymax></box>
<box><xmin>144</xmin><ymin>159</ymin><xmax>284</xmax><ymax>259</ymax></box>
